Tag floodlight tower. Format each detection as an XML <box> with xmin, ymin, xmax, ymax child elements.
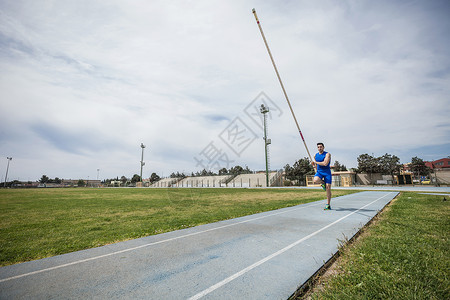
<box><xmin>4</xmin><ymin>157</ymin><xmax>12</xmax><ymax>188</ymax></box>
<box><xmin>260</xmin><ymin>104</ymin><xmax>271</xmax><ymax>187</ymax></box>
<box><xmin>140</xmin><ymin>143</ymin><xmax>146</xmax><ymax>182</ymax></box>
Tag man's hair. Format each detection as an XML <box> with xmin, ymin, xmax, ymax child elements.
<box><xmin>317</xmin><ymin>142</ymin><xmax>324</xmax><ymax>147</ymax></box>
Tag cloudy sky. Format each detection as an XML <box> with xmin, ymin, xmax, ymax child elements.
<box><xmin>1</xmin><ymin>0</ymin><xmax>449</xmax><ymax>182</ymax></box>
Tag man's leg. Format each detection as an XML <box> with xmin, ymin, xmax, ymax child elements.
<box><xmin>323</xmin><ymin>173</ymin><xmax>332</xmax><ymax>210</ymax></box>
<box><xmin>326</xmin><ymin>183</ymin><xmax>331</xmax><ymax>205</ymax></box>
<box><xmin>313</xmin><ymin>176</ymin><xmax>323</xmax><ymax>185</ymax></box>
<box><xmin>314</xmin><ymin>176</ymin><xmax>326</xmax><ymax>191</ymax></box>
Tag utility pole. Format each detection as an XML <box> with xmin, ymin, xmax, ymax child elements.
<box><xmin>4</xmin><ymin>157</ymin><xmax>12</xmax><ymax>188</ymax></box>
<box><xmin>140</xmin><ymin>143</ymin><xmax>146</xmax><ymax>183</ymax></box>
<box><xmin>260</xmin><ymin>105</ymin><xmax>271</xmax><ymax>187</ymax></box>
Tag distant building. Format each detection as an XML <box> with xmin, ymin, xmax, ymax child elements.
<box><xmin>425</xmin><ymin>158</ymin><xmax>450</xmax><ymax>185</ymax></box>
<box><xmin>425</xmin><ymin>158</ymin><xmax>450</xmax><ymax>170</ymax></box>
<box><xmin>401</xmin><ymin>163</ymin><xmax>413</xmax><ymax>174</ymax></box>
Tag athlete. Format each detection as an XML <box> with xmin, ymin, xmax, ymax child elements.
<box><xmin>311</xmin><ymin>142</ymin><xmax>332</xmax><ymax>210</ymax></box>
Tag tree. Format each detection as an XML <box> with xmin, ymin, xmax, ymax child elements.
<box><xmin>40</xmin><ymin>175</ymin><xmax>49</xmax><ymax>184</ymax></box>
<box><xmin>284</xmin><ymin>157</ymin><xmax>315</xmax><ymax>186</ymax></box>
<box><xmin>357</xmin><ymin>153</ymin><xmax>383</xmax><ymax>184</ymax></box>
<box><xmin>170</xmin><ymin>172</ymin><xmax>186</xmax><ymax>179</ymax></box>
<box><xmin>229</xmin><ymin>165</ymin><xmax>244</xmax><ymax>175</ymax></box>
<box><xmin>357</xmin><ymin>154</ymin><xmax>381</xmax><ymax>173</ymax></box>
<box><xmin>198</xmin><ymin>169</ymin><xmax>216</xmax><ymax>176</ymax></box>
<box><xmin>379</xmin><ymin>153</ymin><xmax>402</xmax><ymax>182</ymax></box>
<box><xmin>284</xmin><ymin>164</ymin><xmax>293</xmax><ymax>185</ymax></box>
<box><xmin>120</xmin><ymin>176</ymin><xmax>128</xmax><ymax>184</ymax></box>
<box><xmin>149</xmin><ymin>173</ymin><xmax>161</xmax><ymax>183</ymax></box>
<box><xmin>131</xmin><ymin>174</ymin><xmax>141</xmax><ymax>183</ymax></box>
<box><xmin>334</xmin><ymin>161</ymin><xmax>347</xmax><ymax>172</ymax></box>
<box><xmin>218</xmin><ymin>168</ymin><xmax>228</xmax><ymax>175</ymax></box>
<box><xmin>77</xmin><ymin>179</ymin><xmax>85</xmax><ymax>187</ymax></box>
<box><xmin>410</xmin><ymin>156</ymin><xmax>431</xmax><ymax>178</ymax></box>
<box><xmin>243</xmin><ymin>165</ymin><xmax>253</xmax><ymax>174</ymax></box>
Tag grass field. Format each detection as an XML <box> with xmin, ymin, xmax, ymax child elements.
<box><xmin>0</xmin><ymin>187</ymin><xmax>354</xmax><ymax>267</ymax></box>
<box><xmin>305</xmin><ymin>192</ymin><xmax>449</xmax><ymax>299</ymax></box>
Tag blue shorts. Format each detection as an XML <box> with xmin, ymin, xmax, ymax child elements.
<box><xmin>315</xmin><ymin>171</ymin><xmax>332</xmax><ymax>184</ymax></box>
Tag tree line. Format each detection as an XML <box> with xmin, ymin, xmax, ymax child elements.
<box><xmin>73</xmin><ymin>165</ymin><xmax>254</xmax><ymax>186</ymax></box>
<box><xmin>357</xmin><ymin>154</ymin><xmax>431</xmax><ymax>177</ymax></box>
<box><xmin>28</xmin><ymin>154</ymin><xmax>432</xmax><ymax>188</ymax></box>
<box><xmin>283</xmin><ymin>154</ymin><xmax>431</xmax><ymax>186</ymax></box>
<box><xmin>283</xmin><ymin>158</ymin><xmax>347</xmax><ymax>186</ymax></box>
<box><xmin>168</xmin><ymin>166</ymin><xmax>253</xmax><ymax>179</ymax></box>
<box><xmin>37</xmin><ymin>174</ymin><xmax>144</xmax><ymax>187</ymax></box>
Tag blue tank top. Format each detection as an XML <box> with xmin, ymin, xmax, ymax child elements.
<box><xmin>315</xmin><ymin>151</ymin><xmax>331</xmax><ymax>173</ymax></box>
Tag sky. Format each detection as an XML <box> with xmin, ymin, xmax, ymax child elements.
<box><xmin>1</xmin><ymin>0</ymin><xmax>449</xmax><ymax>182</ymax></box>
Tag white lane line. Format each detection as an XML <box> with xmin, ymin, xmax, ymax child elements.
<box><xmin>0</xmin><ymin>196</ymin><xmax>332</xmax><ymax>283</ymax></box>
<box><xmin>187</xmin><ymin>192</ymin><xmax>395</xmax><ymax>300</ymax></box>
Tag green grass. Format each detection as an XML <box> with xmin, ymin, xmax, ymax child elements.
<box><xmin>306</xmin><ymin>192</ymin><xmax>449</xmax><ymax>300</ymax></box>
<box><xmin>0</xmin><ymin>187</ymin><xmax>354</xmax><ymax>266</ymax></box>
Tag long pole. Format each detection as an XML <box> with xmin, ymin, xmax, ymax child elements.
<box><xmin>252</xmin><ymin>8</ymin><xmax>315</xmax><ymax>166</ymax></box>
<box><xmin>140</xmin><ymin>143</ymin><xmax>146</xmax><ymax>182</ymax></box>
<box><xmin>4</xmin><ymin>157</ymin><xmax>12</xmax><ymax>188</ymax></box>
<box><xmin>261</xmin><ymin>104</ymin><xmax>270</xmax><ymax>187</ymax></box>
<box><xmin>263</xmin><ymin>111</ymin><xmax>269</xmax><ymax>187</ymax></box>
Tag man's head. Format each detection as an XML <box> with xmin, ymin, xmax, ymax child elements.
<box><xmin>317</xmin><ymin>142</ymin><xmax>325</xmax><ymax>153</ymax></box>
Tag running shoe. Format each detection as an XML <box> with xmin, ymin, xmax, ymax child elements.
<box><xmin>324</xmin><ymin>204</ymin><xmax>331</xmax><ymax>210</ymax></box>
<box><xmin>321</xmin><ymin>183</ymin><xmax>326</xmax><ymax>191</ymax></box>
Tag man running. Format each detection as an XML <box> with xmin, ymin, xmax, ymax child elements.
<box><xmin>311</xmin><ymin>142</ymin><xmax>332</xmax><ymax>210</ymax></box>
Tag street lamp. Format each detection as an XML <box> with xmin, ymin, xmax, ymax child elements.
<box><xmin>260</xmin><ymin>104</ymin><xmax>271</xmax><ymax>187</ymax></box>
<box><xmin>140</xmin><ymin>143</ymin><xmax>146</xmax><ymax>182</ymax></box>
<box><xmin>4</xmin><ymin>157</ymin><xmax>12</xmax><ymax>188</ymax></box>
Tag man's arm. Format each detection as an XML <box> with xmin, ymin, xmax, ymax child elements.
<box><xmin>315</xmin><ymin>153</ymin><xmax>331</xmax><ymax>166</ymax></box>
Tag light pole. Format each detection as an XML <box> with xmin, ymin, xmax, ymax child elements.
<box><xmin>140</xmin><ymin>143</ymin><xmax>146</xmax><ymax>182</ymax></box>
<box><xmin>4</xmin><ymin>157</ymin><xmax>12</xmax><ymax>188</ymax></box>
<box><xmin>97</xmin><ymin>169</ymin><xmax>100</xmax><ymax>180</ymax></box>
<box><xmin>260</xmin><ymin>104</ymin><xmax>271</xmax><ymax>187</ymax></box>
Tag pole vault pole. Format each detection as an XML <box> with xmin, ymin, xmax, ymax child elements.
<box><xmin>252</xmin><ymin>8</ymin><xmax>315</xmax><ymax>166</ymax></box>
